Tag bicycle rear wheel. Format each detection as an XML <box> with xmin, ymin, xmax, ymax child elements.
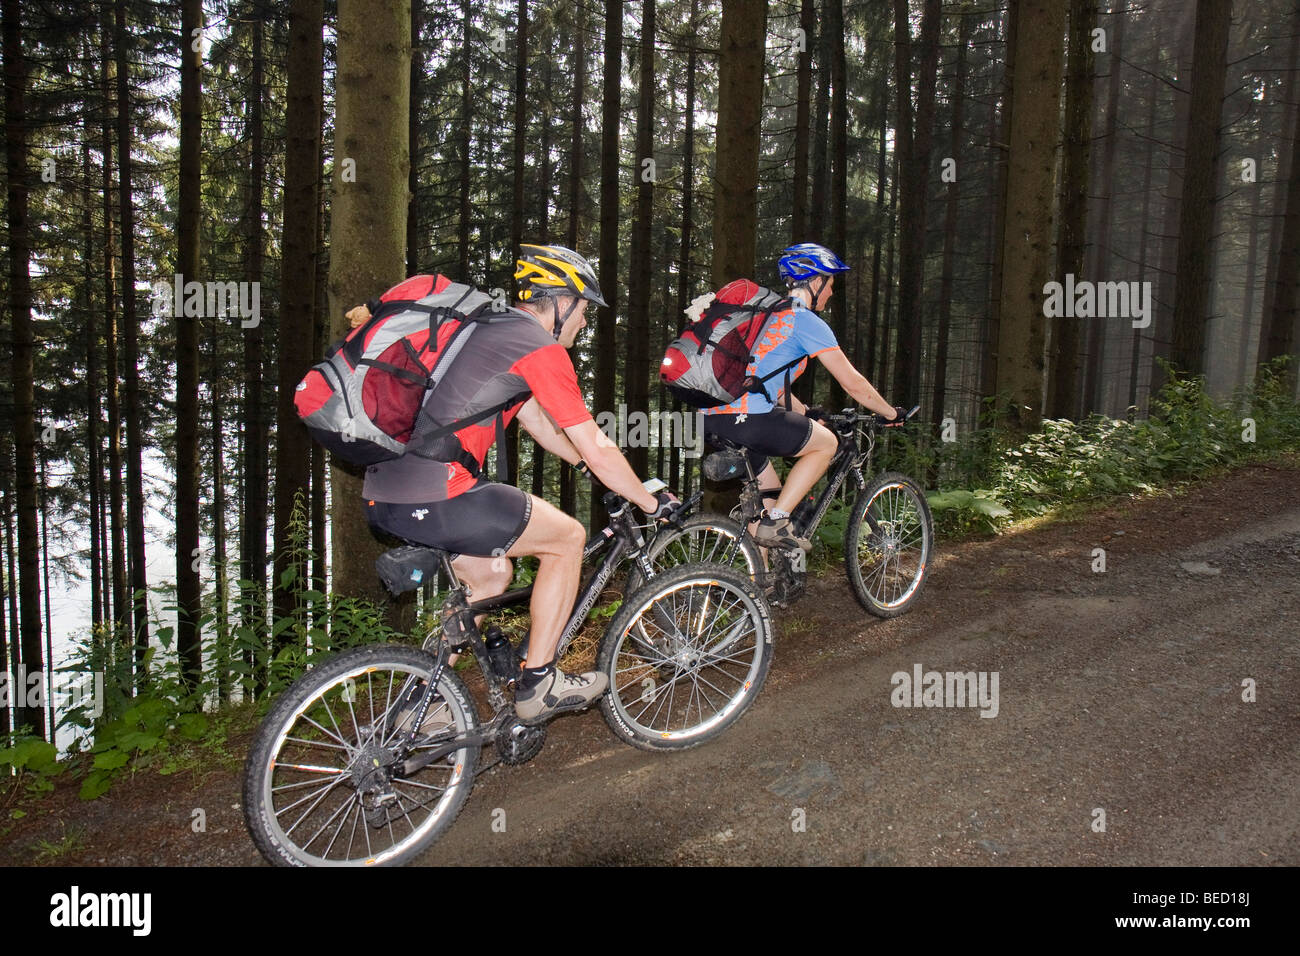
<box><xmin>598</xmin><ymin>562</ymin><xmax>773</xmax><ymax>752</ymax></box>
<box><xmin>844</xmin><ymin>472</ymin><xmax>933</xmax><ymax>618</ymax></box>
<box><xmin>242</xmin><ymin>644</ymin><xmax>478</xmax><ymax>867</ymax></box>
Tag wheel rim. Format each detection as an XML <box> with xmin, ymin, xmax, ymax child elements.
<box><xmin>649</xmin><ymin>522</ymin><xmax>758</xmax><ymax>580</ymax></box>
<box><xmin>609</xmin><ymin>576</ymin><xmax>765</xmax><ymax>742</ymax></box>
<box><xmin>258</xmin><ymin>661</ymin><xmax>472</xmax><ymax>866</ymax></box>
<box><xmin>855</xmin><ymin>483</ymin><xmax>929</xmax><ymax>609</ymax></box>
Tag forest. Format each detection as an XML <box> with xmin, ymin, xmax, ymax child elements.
<box><xmin>1</xmin><ymin>0</ymin><xmax>1298</xmax><ymax>763</ymax></box>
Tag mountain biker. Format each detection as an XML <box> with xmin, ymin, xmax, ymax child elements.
<box><xmin>701</xmin><ymin>242</ymin><xmax>906</xmax><ymax>552</ymax></box>
<box><xmin>361</xmin><ymin>244</ymin><xmax>680</xmax><ymax>724</ymax></box>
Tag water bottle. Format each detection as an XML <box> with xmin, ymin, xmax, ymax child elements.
<box><xmin>485</xmin><ymin>626</ymin><xmax>517</xmax><ymax>684</ymax></box>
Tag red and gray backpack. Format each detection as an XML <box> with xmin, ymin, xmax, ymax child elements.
<box><xmin>660</xmin><ymin>279</ymin><xmax>801</xmax><ymax>409</ymax></box>
<box><xmin>294</xmin><ymin>274</ymin><xmax>524</xmax><ymax>467</ymax></box>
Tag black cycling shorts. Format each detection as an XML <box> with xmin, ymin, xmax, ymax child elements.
<box><xmin>702</xmin><ymin>407</ymin><xmax>815</xmax><ymax>476</ymax></box>
<box><xmin>366</xmin><ymin>478</ymin><xmax>532</xmax><ymax>558</ymax></box>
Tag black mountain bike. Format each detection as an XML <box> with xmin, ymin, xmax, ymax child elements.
<box><xmin>631</xmin><ymin>406</ymin><xmax>933</xmax><ymax>615</ymax></box>
<box><xmin>242</xmin><ymin>487</ymin><xmax>773</xmax><ymax>866</ymax></box>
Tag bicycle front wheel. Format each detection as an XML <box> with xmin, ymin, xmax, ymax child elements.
<box><xmin>844</xmin><ymin>471</ymin><xmax>933</xmax><ymax>618</ymax></box>
<box><xmin>598</xmin><ymin>562</ymin><xmax>773</xmax><ymax>752</ymax></box>
<box><xmin>242</xmin><ymin>644</ymin><xmax>478</xmax><ymax>867</ymax></box>
<box><xmin>627</xmin><ymin>513</ymin><xmax>764</xmax><ymax>595</ymax></box>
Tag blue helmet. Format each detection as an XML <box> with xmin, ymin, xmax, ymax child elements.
<box><xmin>778</xmin><ymin>243</ymin><xmax>850</xmax><ymax>284</ymax></box>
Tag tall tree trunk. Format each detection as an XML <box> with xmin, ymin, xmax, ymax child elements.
<box><xmin>809</xmin><ymin>24</ymin><xmax>830</xmax><ymax>240</ymax></box>
<box><xmin>457</xmin><ymin>0</ymin><xmax>472</xmax><ymax>277</ymax></box>
<box><xmin>791</xmin><ymin>0</ymin><xmax>814</xmax><ymax>241</ymax></box>
<box><xmin>329</xmin><ymin>0</ymin><xmax>407</xmax><ymax>604</ymax></box>
<box><xmin>1048</xmin><ymin>0</ymin><xmax>1096</xmax><ymax>419</ymax></box>
<box><xmin>1129</xmin><ymin>72</ymin><xmax>1160</xmax><ymax>413</ymax></box>
<box><xmin>211</xmin><ymin>318</ymin><xmax>229</xmax><ymax>703</ymax></box>
<box><xmin>176</xmin><ymin>0</ymin><xmax>203</xmax><ymax>690</ymax></box>
<box><xmin>38</xmin><ymin>448</ymin><xmax>53</xmax><ymax>737</ymax></box>
<box><xmin>1257</xmin><ymin>14</ymin><xmax>1300</xmax><ymax>371</ymax></box>
<box><xmin>276</xmin><ymin>0</ymin><xmax>325</xmax><ymax>627</ymax></box>
<box><xmin>100</xmin><ymin>16</ymin><xmax>127</xmax><ymax>651</ymax></box>
<box><xmin>531</xmin><ymin>48</ymin><xmax>554</xmax><ymax>498</ymax></box>
<box><xmin>827</xmin><ymin>0</ymin><xmax>848</xmax><ymax>407</ymax></box>
<box><xmin>867</xmin><ymin>71</ymin><xmax>888</xmax><ymax>383</ymax></box>
<box><xmin>116</xmin><ymin>0</ymin><xmax>150</xmax><ymax>675</ymax></box>
<box><xmin>672</xmin><ymin>0</ymin><xmax>699</xmax><ymax>497</ymax></box>
<box><xmin>1149</xmin><ymin>16</ymin><xmax>1196</xmax><ymax>399</ymax></box>
<box><xmin>712</xmin><ymin>0</ymin><xmax>768</xmax><ymax>285</ymax></box>
<box><xmin>934</xmin><ymin>10</ymin><xmax>973</xmax><ymax>430</ymax></box>
<box><xmin>880</xmin><ymin>151</ymin><xmax>900</xmax><ymax>388</ymax></box>
<box><xmin>503</xmin><ymin>0</ymin><xmax>529</xmax><ymax>488</ymax></box>
<box><xmin>407</xmin><ymin>0</ymin><xmax>422</xmax><ymax>274</ymax></box>
<box><xmin>1170</xmin><ymin>0</ymin><xmax>1233</xmax><ymax>377</ymax></box>
<box><xmin>983</xmin><ymin>0</ymin><xmax>1019</xmax><ymax>406</ymax></box>
<box><xmin>891</xmin><ymin>0</ymin><xmax>942</xmax><ymax>404</ymax></box>
<box><xmin>82</xmin><ymin>110</ymin><xmax>104</xmax><ymax>635</ymax></box>
<box><xmin>994</xmin><ymin>0</ymin><xmax>1065</xmax><ymax>431</ymax></box>
<box><xmin>1083</xmin><ymin>2</ymin><xmax>1125</xmax><ymax>414</ymax></box>
<box><xmin>241</xmin><ymin>2</ymin><xmax>267</xmax><ymax>697</ymax></box>
<box><xmin>1263</xmin><ymin>81</ymin><xmax>1300</xmax><ymax>377</ymax></box>
<box><xmin>624</xmin><ymin>0</ymin><xmax>655</xmax><ymax>477</ymax></box>
<box><xmin>312</xmin><ymin>161</ymin><xmax>329</xmax><ymax>626</ymax></box>
<box><xmin>561</xmin><ymin>0</ymin><xmax>587</xmax><ymax>517</ymax></box>
<box><xmin>1237</xmin><ymin>146</ymin><xmax>1265</xmax><ymax>385</ymax></box>
<box><xmin>4</xmin><ymin>0</ymin><xmax>44</xmax><ymax>737</ymax></box>
<box><xmin>592</xmin><ymin>0</ymin><xmax>622</xmax><ymax>532</ymax></box>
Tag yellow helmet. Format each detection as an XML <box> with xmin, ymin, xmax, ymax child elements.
<box><xmin>514</xmin><ymin>244</ymin><xmax>607</xmax><ymax>307</ymax></box>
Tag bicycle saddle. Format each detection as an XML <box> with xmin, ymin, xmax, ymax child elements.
<box><xmin>376</xmin><ymin>544</ymin><xmax>448</xmax><ymax>595</ymax></box>
<box><xmin>703</xmin><ymin>446</ymin><xmax>749</xmax><ymax>482</ymax></box>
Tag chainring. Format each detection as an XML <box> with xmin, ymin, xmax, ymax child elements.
<box><xmin>494</xmin><ymin>716</ymin><xmax>547</xmax><ymax>766</ymax></box>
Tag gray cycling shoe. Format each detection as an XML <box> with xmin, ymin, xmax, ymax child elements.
<box><xmin>514</xmin><ymin>667</ymin><xmax>609</xmax><ymax>725</ymax></box>
<box><xmin>752</xmin><ymin>513</ymin><xmax>812</xmax><ymax>553</ymax></box>
<box><xmin>387</xmin><ymin>686</ymin><xmax>454</xmax><ymax>742</ymax></box>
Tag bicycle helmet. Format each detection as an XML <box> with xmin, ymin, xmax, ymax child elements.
<box><xmin>514</xmin><ymin>244</ymin><xmax>608</xmax><ymax>307</ymax></box>
<box><xmin>778</xmin><ymin>242</ymin><xmax>850</xmax><ymax>285</ymax></box>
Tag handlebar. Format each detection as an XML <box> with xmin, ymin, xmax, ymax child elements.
<box><xmin>825</xmin><ymin>403</ymin><xmax>920</xmax><ymax>433</ymax></box>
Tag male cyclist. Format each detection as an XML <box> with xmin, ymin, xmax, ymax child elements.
<box><xmin>362</xmin><ymin>244</ymin><xmax>679</xmax><ymax>724</ymax></box>
<box><xmin>701</xmin><ymin>242</ymin><xmax>906</xmax><ymax>551</ymax></box>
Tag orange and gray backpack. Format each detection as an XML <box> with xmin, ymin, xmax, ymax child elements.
<box><xmin>294</xmin><ymin>274</ymin><xmax>527</xmax><ymax>466</ymax></box>
<box><xmin>660</xmin><ymin>279</ymin><xmax>801</xmax><ymax>409</ymax></box>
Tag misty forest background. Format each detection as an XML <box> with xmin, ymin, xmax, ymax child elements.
<box><xmin>2</xmin><ymin>0</ymin><xmax>1299</xmax><ymax>753</ymax></box>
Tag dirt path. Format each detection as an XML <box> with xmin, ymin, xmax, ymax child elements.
<box><xmin>5</xmin><ymin>458</ymin><xmax>1298</xmax><ymax>866</ymax></box>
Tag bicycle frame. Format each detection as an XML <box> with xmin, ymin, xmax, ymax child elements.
<box><xmin>394</xmin><ymin>493</ymin><xmax>665</xmax><ymax>773</ymax></box>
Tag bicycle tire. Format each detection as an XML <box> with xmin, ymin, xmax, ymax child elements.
<box><xmin>627</xmin><ymin>514</ymin><xmax>765</xmax><ymax>595</ymax></box>
<box><xmin>242</xmin><ymin>644</ymin><xmax>479</xmax><ymax>867</ymax></box>
<box><xmin>843</xmin><ymin>471</ymin><xmax>934</xmax><ymax>618</ymax></box>
<box><xmin>598</xmin><ymin>562</ymin><xmax>773</xmax><ymax>752</ymax></box>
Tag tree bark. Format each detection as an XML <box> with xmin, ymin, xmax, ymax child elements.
<box><xmin>982</xmin><ymin>0</ymin><xmax>1019</xmax><ymax>407</ymax></box>
<box><xmin>329</xmin><ymin>0</ymin><xmax>407</xmax><ymax>605</ymax></box>
<box><xmin>115</xmin><ymin>0</ymin><xmax>151</xmax><ymax>677</ymax></box>
<box><xmin>624</xmin><ymin>0</ymin><xmax>655</xmax><ymax>477</ymax></box>
<box><xmin>82</xmin><ymin>104</ymin><xmax>104</xmax><ymax>636</ymax></box>
<box><xmin>176</xmin><ymin>0</ymin><xmax>203</xmax><ymax>689</ymax></box>
<box><xmin>241</xmin><ymin>1</ymin><xmax>267</xmax><ymax>696</ymax></box>
<box><xmin>994</xmin><ymin>0</ymin><xmax>1065</xmax><ymax>431</ymax></box>
<box><xmin>791</xmin><ymin>0</ymin><xmax>814</xmax><ymax>241</ymax></box>
<box><xmin>934</xmin><ymin>10</ymin><xmax>973</xmax><ymax>430</ymax></box>
<box><xmin>1258</xmin><ymin>10</ymin><xmax>1300</xmax><ymax>376</ymax></box>
<box><xmin>592</xmin><ymin>0</ymin><xmax>622</xmax><ymax>532</ymax></box>
<box><xmin>712</xmin><ymin>0</ymin><xmax>768</xmax><ymax>285</ymax></box>
<box><xmin>1262</xmin><ymin>77</ymin><xmax>1300</xmax><ymax>377</ymax></box>
<box><xmin>561</xmin><ymin>1</ymin><xmax>587</xmax><ymax>517</ymax></box>
<box><xmin>891</xmin><ymin>0</ymin><xmax>942</xmax><ymax>404</ymax></box>
<box><xmin>458</xmin><ymin>0</ymin><xmax>472</xmax><ymax>278</ymax></box>
<box><xmin>827</xmin><ymin>0</ymin><xmax>848</xmax><ymax>408</ymax></box>
<box><xmin>1170</xmin><ymin>0</ymin><xmax>1233</xmax><ymax>377</ymax></box>
<box><xmin>275</xmin><ymin>0</ymin><xmax>325</xmax><ymax>628</ymax></box>
<box><xmin>407</xmin><ymin>0</ymin><xmax>422</xmax><ymax>275</ymax></box>
<box><xmin>1048</xmin><ymin>0</ymin><xmax>1096</xmax><ymax>420</ymax></box>
<box><xmin>4</xmin><ymin>0</ymin><xmax>44</xmax><ymax>737</ymax></box>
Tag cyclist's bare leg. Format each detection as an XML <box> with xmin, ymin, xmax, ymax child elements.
<box><xmin>505</xmin><ymin>495</ymin><xmax>586</xmax><ymax>669</ymax></box>
<box><xmin>774</xmin><ymin>421</ymin><xmax>836</xmax><ymax>514</ymax></box>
